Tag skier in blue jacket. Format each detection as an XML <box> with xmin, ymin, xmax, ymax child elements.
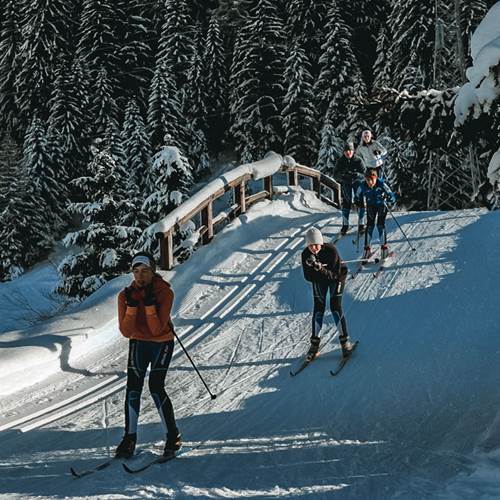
<box><xmin>355</xmin><ymin>169</ymin><xmax>396</xmax><ymax>259</ymax></box>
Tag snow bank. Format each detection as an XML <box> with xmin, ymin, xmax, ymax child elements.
<box><xmin>152</xmin><ymin>152</ymin><xmax>284</xmax><ymax>234</ymax></box>
<box><xmin>455</xmin><ymin>3</ymin><xmax>500</xmax><ymax>125</ymax></box>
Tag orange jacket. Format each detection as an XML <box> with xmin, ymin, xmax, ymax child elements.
<box><xmin>118</xmin><ymin>276</ymin><xmax>174</xmax><ymax>342</ymax></box>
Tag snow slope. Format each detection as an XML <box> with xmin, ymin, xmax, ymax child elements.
<box><xmin>1</xmin><ymin>188</ymin><xmax>500</xmax><ymax>499</ymax></box>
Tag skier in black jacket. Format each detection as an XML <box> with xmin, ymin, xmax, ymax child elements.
<box><xmin>334</xmin><ymin>142</ymin><xmax>366</xmax><ymax>235</ymax></box>
<box><xmin>301</xmin><ymin>227</ymin><xmax>354</xmax><ymax>360</ymax></box>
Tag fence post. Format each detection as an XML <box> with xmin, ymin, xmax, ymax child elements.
<box><xmin>288</xmin><ymin>168</ymin><xmax>298</xmax><ymax>186</ymax></box>
<box><xmin>234</xmin><ymin>181</ymin><xmax>246</xmax><ymax>215</ymax></box>
<box><xmin>201</xmin><ymin>201</ymin><xmax>214</xmax><ymax>244</ymax></box>
<box><xmin>312</xmin><ymin>176</ymin><xmax>320</xmax><ymax>197</ymax></box>
<box><xmin>264</xmin><ymin>175</ymin><xmax>273</xmax><ymax>200</ymax></box>
<box><xmin>158</xmin><ymin>230</ymin><xmax>174</xmax><ymax>270</ymax></box>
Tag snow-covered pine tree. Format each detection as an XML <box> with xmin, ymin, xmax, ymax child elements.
<box><xmin>314</xmin><ymin>1</ymin><xmax>367</xmax><ymax>141</ymax></box>
<box><xmin>147</xmin><ymin>61</ymin><xmax>187</xmax><ymax>151</ymax></box>
<box><xmin>229</xmin><ymin>0</ymin><xmax>286</xmax><ymax>162</ymax></box>
<box><xmin>141</xmin><ymin>136</ymin><xmax>193</xmax><ymax>225</ymax></box>
<box><xmin>76</xmin><ymin>0</ymin><xmax>124</xmax><ymax>85</ymax></box>
<box><xmin>202</xmin><ymin>12</ymin><xmax>229</xmax><ymax>154</ymax></box>
<box><xmin>90</xmin><ymin>67</ymin><xmax>119</xmax><ymax>140</ymax></box>
<box><xmin>286</xmin><ymin>0</ymin><xmax>331</xmax><ymax>79</ymax></box>
<box><xmin>0</xmin><ymin>134</ymin><xmax>21</xmax><ymax>213</ymax></box>
<box><xmin>183</xmin><ymin>32</ymin><xmax>210</xmax><ymax>177</ymax></box>
<box><xmin>122</xmin><ymin>99</ymin><xmax>151</xmax><ymax>195</ymax></box>
<box><xmin>14</xmin><ymin>0</ymin><xmax>75</xmax><ymax>124</ymax></box>
<box><xmin>0</xmin><ymin>181</ymin><xmax>53</xmax><ymax>281</ymax></box>
<box><xmin>138</xmin><ymin>137</ymin><xmax>193</xmax><ymax>254</ymax></box>
<box><xmin>372</xmin><ymin>27</ymin><xmax>394</xmax><ymax>93</ymax></box>
<box><xmin>388</xmin><ymin>0</ymin><xmax>436</xmax><ymax>90</ymax></box>
<box><xmin>156</xmin><ymin>0</ymin><xmax>195</xmax><ymax>89</ymax></box>
<box><xmin>103</xmin><ymin>116</ymin><xmax>126</xmax><ymax>171</ymax></box>
<box><xmin>0</xmin><ymin>0</ymin><xmax>21</xmax><ymax>132</ymax></box>
<box><xmin>58</xmin><ymin>148</ymin><xmax>141</xmax><ymax>298</ymax></box>
<box><xmin>20</xmin><ymin>117</ymin><xmax>67</xmax><ymax>231</ymax></box>
<box><xmin>0</xmin><ymin>123</ymin><xmax>58</xmax><ymax>281</ymax></box>
<box><xmin>47</xmin><ymin>61</ymin><xmax>90</xmax><ymax>182</ymax></box>
<box><xmin>282</xmin><ymin>39</ymin><xmax>316</xmax><ymax>166</ymax></box>
<box><xmin>115</xmin><ymin>0</ymin><xmax>155</xmax><ymax>102</ymax></box>
<box><xmin>315</xmin><ymin>100</ymin><xmax>344</xmax><ymax>176</ymax></box>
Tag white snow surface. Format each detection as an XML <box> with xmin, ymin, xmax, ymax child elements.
<box><xmin>1</xmin><ymin>188</ymin><xmax>500</xmax><ymax>499</ymax></box>
<box><xmin>487</xmin><ymin>147</ymin><xmax>500</xmax><ymax>186</ymax></box>
<box><xmin>455</xmin><ymin>3</ymin><xmax>500</xmax><ymax>125</ymax></box>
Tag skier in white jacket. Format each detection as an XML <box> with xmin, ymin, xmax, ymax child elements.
<box><xmin>356</xmin><ymin>129</ymin><xmax>387</xmax><ymax>178</ymax></box>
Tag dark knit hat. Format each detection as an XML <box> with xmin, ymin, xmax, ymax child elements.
<box><xmin>343</xmin><ymin>142</ymin><xmax>355</xmax><ymax>151</ymax></box>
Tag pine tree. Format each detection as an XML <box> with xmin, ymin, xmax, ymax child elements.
<box><xmin>0</xmin><ymin>134</ymin><xmax>21</xmax><ymax>213</ymax></box>
<box><xmin>201</xmin><ymin>12</ymin><xmax>228</xmax><ymax>154</ymax></box>
<box><xmin>0</xmin><ymin>181</ymin><xmax>53</xmax><ymax>281</ymax></box>
<box><xmin>90</xmin><ymin>67</ymin><xmax>119</xmax><ymax>139</ymax></box>
<box><xmin>282</xmin><ymin>40</ymin><xmax>316</xmax><ymax>166</ymax></box>
<box><xmin>156</xmin><ymin>0</ymin><xmax>195</xmax><ymax>88</ymax></box>
<box><xmin>20</xmin><ymin>117</ymin><xmax>67</xmax><ymax>230</ymax></box>
<box><xmin>314</xmin><ymin>2</ymin><xmax>367</xmax><ymax>140</ymax></box>
<box><xmin>147</xmin><ymin>62</ymin><xmax>186</xmax><ymax>151</ymax></box>
<box><xmin>286</xmin><ymin>0</ymin><xmax>330</xmax><ymax>78</ymax></box>
<box><xmin>58</xmin><ymin>148</ymin><xmax>141</xmax><ymax>298</ymax></box>
<box><xmin>0</xmin><ymin>0</ymin><xmax>21</xmax><ymax>132</ymax></box>
<box><xmin>461</xmin><ymin>0</ymin><xmax>488</xmax><ymax>66</ymax></box>
<box><xmin>315</xmin><ymin>101</ymin><xmax>344</xmax><ymax>175</ymax></box>
<box><xmin>142</xmin><ymin>137</ymin><xmax>193</xmax><ymax>225</ymax></box>
<box><xmin>388</xmin><ymin>0</ymin><xmax>436</xmax><ymax>90</ymax></box>
<box><xmin>229</xmin><ymin>0</ymin><xmax>286</xmax><ymax>162</ymax></box>
<box><xmin>15</xmin><ymin>0</ymin><xmax>76</xmax><ymax>122</ymax></box>
<box><xmin>115</xmin><ymin>0</ymin><xmax>155</xmax><ymax>102</ymax></box>
<box><xmin>373</xmin><ymin>27</ymin><xmax>394</xmax><ymax>92</ymax></box>
<box><xmin>76</xmin><ymin>0</ymin><xmax>124</xmax><ymax>83</ymax></box>
<box><xmin>47</xmin><ymin>62</ymin><xmax>90</xmax><ymax>182</ymax></box>
<box><xmin>122</xmin><ymin>99</ymin><xmax>151</xmax><ymax>194</ymax></box>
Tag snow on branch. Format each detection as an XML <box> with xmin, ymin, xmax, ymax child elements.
<box><xmin>454</xmin><ymin>3</ymin><xmax>500</xmax><ymax>126</ymax></box>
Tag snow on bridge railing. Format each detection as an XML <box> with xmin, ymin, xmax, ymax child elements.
<box><xmin>150</xmin><ymin>151</ymin><xmax>341</xmax><ymax>270</ymax></box>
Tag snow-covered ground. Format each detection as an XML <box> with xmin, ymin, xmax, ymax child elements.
<box><xmin>1</xmin><ymin>188</ymin><xmax>500</xmax><ymax>499</ymax></box>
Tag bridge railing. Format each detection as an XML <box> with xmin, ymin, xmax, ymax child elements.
<box><xmin>151</xmin><ymin>152</ymin><xmax>341</xmax><ymax>270</ymax></box>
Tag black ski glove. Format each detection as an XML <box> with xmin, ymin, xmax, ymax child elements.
<box><xmin>143</xmin><ymin>282</ymin><xmax>156</xmax><ymax>307</ymax></box>
<box><xmin>306</xmin><ymin>255</ymin><xmax>321</xmax><ymax>270</ymax></box>
<box><xmin>124</xmin><ymin>287</ymin><xmax>139</xmax><ymax>308</ymax></box>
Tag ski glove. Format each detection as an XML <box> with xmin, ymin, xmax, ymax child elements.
<box><xmin>143</xmin><ymin>282</ymin><xmax>156</xmax><ymax>307</ymax></box>
<box><xmin>124</xmin><ymin>287</ymin><xmax>139</xmax><ymax>308</ymax></box>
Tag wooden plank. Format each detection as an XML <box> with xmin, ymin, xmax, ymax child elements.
<box><xmin>158</xmin><ymin>230</ymin><xmax>174</xmax><ymax>270</ymax></box>
<box><xmin>264</xmin><ymin>176</ymin><xmax>273</xmax><ymax>200</ymax></box>
<box><xmin>246</xmin><ymin>191</ymin><xmax>269</xmax><ymax>206</ymax></box>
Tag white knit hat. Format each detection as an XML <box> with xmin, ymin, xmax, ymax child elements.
<box><xmin>305</xmin><ymin>227</ymin><xmax>324</xmax><ymax>245</ymax></box>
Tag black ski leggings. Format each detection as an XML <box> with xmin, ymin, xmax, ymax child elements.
<box><xmin>311</xmin><ymin>280</ymin><xmax>348</xmax><ymax>343</ymax></box>
<box><xmin>124</xmin><ymin>339</ymin><xmax>178</xmax><ymax>439</ymax></box>
<box><xmin>365</xmin><ymin>204</ymin><xmax>388</xmax><ymax>246</ymax></box>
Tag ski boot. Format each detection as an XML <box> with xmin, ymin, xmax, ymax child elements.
<box><xmin>341</xmin><ymin>340</ymin><xmax>355</xmax><ymax>358</ymax></box>
<box><xmin>362</xmin><ymin>245</ymin><xmax>372</xmax><ymax>263</ymax></box>
<box><xmin>306</xmin><ymin>336</ymin><xmax>320</xmax><ymax>361</ymax></box>
<box><xmin>340</xmin><ymin>225</ymin><xmax>349</xmax><ymax>236</ymax></box>
<box><xmin>381</xmin><ymin>244</ymin><xmax>389</xmax><ymax>259</ymax></box>
<box><xmin>163</xmin><ymin>432</ymin><xmax>182</xmax><ymax>457</ymax></box>
<box><xmin>115</xmin><ymin>433</ymin><xmax>137</xmax><ymax>459</ymax></box>
<box><xmin>358</xmin><ymin>224</ymin><xmax>365</xmax><ymax>234</ymax></box>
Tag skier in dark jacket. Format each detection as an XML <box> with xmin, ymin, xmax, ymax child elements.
<box><xmin>355</xmin><ymin>169</ymin><xmax>396</xmax><ymax>260</ymax></box>
<box><xmin>301</xmin><ymin>227</ymin><xmax>354</xmax><ymax>360</ymax></box>
<box><xmin>115</xmin><ymin>252</ymin><xmax>181</xmax><ymax>460</ymax></box>
<box><xmin>334</xmin><ymin>142</ymin><xmax>366</xmax><ymax>235</ymax></box>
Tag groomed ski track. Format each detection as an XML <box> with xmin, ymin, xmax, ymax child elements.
<box><xmin>1</xmin><ymin>189</ymin><xmax>500</xmax><ymax>499</ymax></box>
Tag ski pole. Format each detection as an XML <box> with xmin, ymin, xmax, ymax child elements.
<box><xmin>172</xmin><ymin>329</ymin><xmax>217</xmax><ymax>400</ymax></box>
<box><xmin>384</xmin><ymin>202</ymin><xmax>416</xmax><ymax>252</ymax></box>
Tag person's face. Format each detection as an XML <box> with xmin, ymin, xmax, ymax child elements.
<box><xmin>308</xmin><ymin>244</ymin><xmax>322</xmax><ymax>255</ymax></box>
<box><xmin>344</xmin><ymin>149</ymin><xmax>354</xmax><ymax>158</ymax></box>
<box><xmin>366</xmin><ymin>174</ymin><xmax>377</xmax><ymax>188</ymax></box>
<box><xmin>133</xmin><ymin>264</ymin><xmax>154</xmax><ymax>287</ymax></box>
<box><xmin>362</xmin><ymin>131</ymin><xmax>372</xmax><ymax>143</ymax></box>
